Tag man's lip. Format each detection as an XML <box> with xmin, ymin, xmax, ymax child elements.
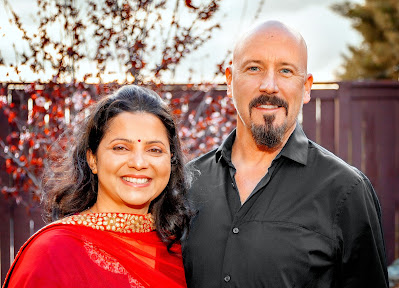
<box><xmin>256</xmin><ymin>104</ymin><xmax>280</xmax><ymax>109</ymax></box>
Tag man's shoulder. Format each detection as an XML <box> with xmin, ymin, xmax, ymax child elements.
<box><xmin>186</xmin><ymin>148</ymin><xmax>223</xmax><ymax>195</ymax></box>
<box><xmin>187</xmin><ymin>148</ymin><xmax>219</xmax><ymax>170</ymax></box>
<box><xmin>307</xmin><ymin>139</ymin><xmax>365</xmax><ymax>181</ymax></box>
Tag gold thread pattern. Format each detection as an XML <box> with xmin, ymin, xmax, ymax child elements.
<box><xmin>59</xmin><ymin>212</ymin><xmax>155</xmax><ymax>233</ymax></box>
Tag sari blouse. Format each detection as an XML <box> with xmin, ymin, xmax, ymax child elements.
<box><xmin>3</xmin><ymin>212</ymin><xmax>186</xmax><ymax>288</ymax></box>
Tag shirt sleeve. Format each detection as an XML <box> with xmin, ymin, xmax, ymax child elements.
<box><xmin>336</xmin><ymin>173</ymin><xmax>389</xmax><ymax>287</ymax></box>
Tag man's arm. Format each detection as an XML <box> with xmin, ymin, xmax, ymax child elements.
<box><xmin>337</xmin><ymin>174</ymin><xmax>388</xmax><ymax>287</ymax></box>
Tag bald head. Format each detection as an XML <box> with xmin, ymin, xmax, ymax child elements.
<box><xmin>224</xmin><ymin>20</ymin><xmax>313</xmax><ymax>151</ymax></box>
<box><xmin>232</xmin><ymin>20</ymin><xmax>309</xmax><ymax>73</ymax></box>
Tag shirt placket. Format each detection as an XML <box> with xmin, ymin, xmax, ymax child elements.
<box><xmin>220</xmin><ymin>158</ymin><xmax>280</xmax><ymax>287</ymax></box>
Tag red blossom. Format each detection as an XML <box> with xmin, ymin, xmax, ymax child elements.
<box><xmin>8</xmin><ymin>111</ymin><xmax>16</xmax><ymax>123</ymax></box>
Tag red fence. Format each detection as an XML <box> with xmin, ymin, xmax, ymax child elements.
<box><xmin>1</xmin><ymin>81</ymin><xmax>399</xmax><ymax>283</ymax></box>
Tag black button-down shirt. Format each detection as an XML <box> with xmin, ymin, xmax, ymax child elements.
<box><xmin>183</xmin><ymin>125</ymin><xmax>388</xmax><ymax>288</ymax></box>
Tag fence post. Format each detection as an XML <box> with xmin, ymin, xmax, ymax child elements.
<box><xmin>335</xmin><ymin>82</ymin><xmax>352</xmax><ymax>164</ymax></box>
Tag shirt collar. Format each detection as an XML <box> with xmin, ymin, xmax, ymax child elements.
<box><xmin>215</xmin><ymin>129</ymin><xmax>235</xmax><ymax>164</ymax></box>
<box><xmin>215</xmin><ymin>123</ymin><xmax>309</xmax><ymax>165</ymax></box>
<box><xmin>280</xmin><ymin>124</ymin><xmax>309</xmax><ymax>165</ymax></box>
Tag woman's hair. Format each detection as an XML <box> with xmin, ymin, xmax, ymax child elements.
<box><xmin>42</xmin><ymin>85</ymin><xmax>192</xmax><ymax>248</ymax></box>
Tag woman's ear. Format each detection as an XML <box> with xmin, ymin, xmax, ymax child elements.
<box><xmin>171</xmin><ymin>153</ymin><xmax>177</xmax><ymax>165</ymax></box>
<box><xmin>86</xmin><ymin>150</ymin><xmax>97</xmax><ymax>174</ymax></box>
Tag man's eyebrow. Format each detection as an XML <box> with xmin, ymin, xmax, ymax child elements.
<box><xmin>239</xmin><ymin>59</ymin><xmax>263</xmax><ymax>67</ymax></box>
<box><xmin>279</xmin><ymin>62</ymin><xmax>299</xmax><ymax>70</ymax></box>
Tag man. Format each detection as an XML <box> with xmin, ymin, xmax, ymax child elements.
<box><xmin>182</xmin><ymin>20</ymin><xmax>388</xmax><ymax>287</ymax></box>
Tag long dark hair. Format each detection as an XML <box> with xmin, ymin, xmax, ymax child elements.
<box><xmin>42</xmin><ymin>85</ymin><xmax>192</xmax><ymax>248</ymax></box>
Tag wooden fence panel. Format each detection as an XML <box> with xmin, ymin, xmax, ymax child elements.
<box><xmin>350</xmin><ymin>100</ymin><xmax>363</xmax><ymax>170</ymax></box>
<box><xmin>302</xmin><ymin>98</ymin><xmax>316</xmax><ymax>141</ymax></box>
<box><xmin>0</xmin><ymin>195</ymin><xmax>11</xmax><ymax>285</ymax></box>
<box><xmin>11</xmin><ymin>203</ymin><xmax>31</xmax><ymax>260</ymax></box>
<box><xmin>309</xmin><ymin>89</ymin><xmax>337</xmax><ymax>152</ymax></box>
<box><xmin>363</xmin><ymin>99</ymin><xmax>397</xmax><ymax>263</ymax></box>
<box><xmin>319</xmin><ymin>98</ymin><xmax>335</xmax><ymax>153</ymax></box>
<box><xmin>336</xmin><ymin>82</ymin><xmax>352</xmax><ymax>162</ymax></box>
<box><xmin>0</xmin><ymin>88</ymin><xmax>12</xmax><ymax>284</ymax></box>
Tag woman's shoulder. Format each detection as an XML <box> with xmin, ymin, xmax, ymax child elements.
<box><xmin>15</xmin><ymin>222</ymin><xmax>85</xmax><ymax>263</ymax></box>
<box><xmin>4</xmin><ymin>223</ymin><xmax>87</xmax><ymax>287</ymax></box>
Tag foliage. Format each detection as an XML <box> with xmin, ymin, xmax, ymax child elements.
<box><xmin>0</xmin><ymin>83</ymin><xmax>97</xmax><ymax>206</ymax></box>
<box><xmin>0</xmin><ymin>0</ymin><xmax>228</xmax><ymax>209</ymax></box>
<box><xmin>331</xmin><ymin>0</ymin><xmax>399</xmax><ymax>80</ymax></box>
<box><xmin>167</xmin><ymin>84</ymin><xmax>236</xmax><ymax>157</ymax></box>
<box><xmin>0</xmin><ymin>82</ymin><xmax>236</xmax><ymax>209</ymax></box>
<box><xmin>1</xmin><ymin>0</ymin><xmax>222</xmax><ymax>83</ymax></box>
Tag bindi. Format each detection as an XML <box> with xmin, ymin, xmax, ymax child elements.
<box><xmin>138</xmin><ymin>139</ymin><xmax>141</xmax><ymax>142</ymax></box>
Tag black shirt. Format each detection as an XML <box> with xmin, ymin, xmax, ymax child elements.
<box><xmin>183</xmin><ymin>125</ymin><xmax>388</xmax><ymax>288</ymax></box>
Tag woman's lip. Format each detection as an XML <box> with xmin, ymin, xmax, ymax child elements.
<box><xmin>121</xmin><ymin>176</ymin><xmax>152</xmax><ymax>185</ymax></box>
<box><xmin>122</xmin><ymin>175</ymin><xmax>149</xmax><ymax>178</ymax></box>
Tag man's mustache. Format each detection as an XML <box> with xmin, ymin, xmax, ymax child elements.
<box><xmin>249</xmin><ymin>95</ymin><xmax>288</xmax><ymax>116</ymax></box>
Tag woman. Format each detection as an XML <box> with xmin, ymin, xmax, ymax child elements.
<box><xmin>3</xmin><ymin>85</ymin><xmax>191</xmax><ymax>288</ymax></box>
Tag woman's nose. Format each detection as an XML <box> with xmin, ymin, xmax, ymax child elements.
<box><xmin>127</xmin><ymin>151</ymin><xmax>148</xmax><ymax>170</ymax></box>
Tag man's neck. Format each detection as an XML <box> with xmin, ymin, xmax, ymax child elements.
<box><xmin>230</xmin><ymin>124</ymin><xmax>295</xmax><ymax>204</ymax></box>
<box><xmin>232</xmin><ymin>123</ymin><xmax>295</xmax><ymax>167</ymax></box>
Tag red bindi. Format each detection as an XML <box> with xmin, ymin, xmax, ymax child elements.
<box><xmin>138</xmin><ymin>139</ymin><xmax>141</xmax><ymax>142</ymax></box>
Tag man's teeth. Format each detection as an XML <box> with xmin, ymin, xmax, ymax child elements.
<box><xmin>123</xmin><ymin>177</ymin><xmax>149</xmax><ymax>184</ymax></box>
<box><xmin>258</xmin><ymin>104</ymin><xmax>279</xmax><ymax>109</ymax></box>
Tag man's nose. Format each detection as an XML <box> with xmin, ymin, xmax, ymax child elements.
<box><xmin>259</xmin><ymin>70</ymin><xmax>279</xmax><ymax>94</ymax></box>
<box><xmin>127</xmin><ymin>151</ymin><xmax>148</xmax><ymax>170</ymax></box>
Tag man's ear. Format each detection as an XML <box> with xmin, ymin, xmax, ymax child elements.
<box><xmin>225</xmin><ymin>66</ymin><xmax>233</xmax><ymax>99</ymax></box>
<box><xmin>303</xmin><ymin>73</ymin><xmax>313</xmax><ymax>104</ymax></box>
<box><xmin>86</xmin><ymin>150</ymin><xmax>97</xmax><ymax>174</ymax></box>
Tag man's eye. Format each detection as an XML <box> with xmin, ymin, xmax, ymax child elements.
<box><xmin>248</xmin><ymin>66</ymin><xmax>260</xmax><ymax>71</ymax></box>
<box><xmin>281</xmin><ymin>68</ymin><xmax>292</xmax><ymax>74</ymax></box>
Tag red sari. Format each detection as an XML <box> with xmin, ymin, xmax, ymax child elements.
<box><xmin>3</xmin><ymin>213</ymin><xmax>187</xmax><ymax>288</ymax></box>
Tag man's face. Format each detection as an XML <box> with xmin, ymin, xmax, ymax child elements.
<box><xmin>226</xmin><ymin>26</ymin><xmax>313</xmax><ymax>149</ymax></box>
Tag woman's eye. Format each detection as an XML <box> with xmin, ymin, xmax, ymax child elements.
<box><xmin>113</xmin><ymin>145</ymin><xmax>127</xmax><ymax>151</ymax></box>
<box><xmin>148</xmin><ymin>148</ymin><xmax>163</xmax><ymax>154</ymax></box>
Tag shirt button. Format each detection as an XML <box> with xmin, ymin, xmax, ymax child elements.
<box><xmin>224</xmin><ymin>275</ymin><xmax>231</xmax><ymax>282</ymax></box>
<box><xmin>232</xmin><ymin>227</ymin><xmax>239</xmax><ymax>234</ymax></box>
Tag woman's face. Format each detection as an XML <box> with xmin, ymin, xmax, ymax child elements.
<box><xmin>87</xmin><ymin>112</ymin><xmax>172</xmax><ymax>214</ymax></box>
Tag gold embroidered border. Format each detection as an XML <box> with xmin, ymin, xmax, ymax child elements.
<box><xmin>59</xmin><ymin>213</ymin><xmax>155</xmax><ymax>233</ymax></box>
